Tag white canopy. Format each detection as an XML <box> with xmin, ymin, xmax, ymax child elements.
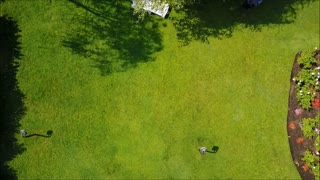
<box><xmin>132</xmin><ymin>0</ymin><xmax>169</xmax><ymax>18</ymax></box>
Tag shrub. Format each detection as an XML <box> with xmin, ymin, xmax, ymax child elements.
<box><xmin>294</xmin><ymin>69</ymin><xmax>318</xmax><ymax>109</ymax></box>
<box><xmin>301</xmin><ymin>150</ymin><xmax>319</xmax><ymax>171</ymax></box>
<box><xmin>301</xmin><ymin>150</ymin><xmax>319</xmax><ymax>177</ymax></box>
<box><xmin>302</xmin><ymin>150</ymin><xmax>314</xmax><ymax>167</ymax></box>
<box><xmin>301</xmin><ymin>118</ymin><xmax>317</xmax><ymax>138</ymax></box>
<box><xmin>298</xmin><ymin>49</ymin><xmax>317</xmax><ymax>68</ymax></box>
<box><xmin>296</xmin><ymin>87</ymin><xmax>315</xmax><ymax>110</ymax></box>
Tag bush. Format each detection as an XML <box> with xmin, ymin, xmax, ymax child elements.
<box><xmin>296</xmin><ymin>89</ymin><xmax>315</xmax><ymax>110</ymax></box>
<box><xmin>301</xmin><ymin>150</ymin><xmax>315</xmax><ymax>168</ymax></box>
<box><xmin>295</xmin><ymin>69</ymin><xmax>318</xmax><ymax>89</ymax></box>
<box><xmin>294</xmin><ymin>69</ymin><xmax>318</xmax><ymax>109</ymax></box>
<box><xmin>301</xmin><ymin>118</ymin><xmax>317</xmax><ymax>138</ymax></box>
<box><xmin>298</xmin><ymin>49</ymin><xmax>317</xmax><ymax>69</ymax></box>
<box><xmin>301</xmin><ymin>150</ymin><xmax>319</xmax><ymax>179</ymax></box>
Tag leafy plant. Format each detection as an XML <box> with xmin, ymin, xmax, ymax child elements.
<box><xmin>302</xmin><ymin>113</ymin><xmax>320</xmax><ymax>180</ymax></box>
<box><xmin>301</xmin><ymin>117</ymin><xmax>317</xmax><ymax>138</ymax></box>
<box><xmin>298</xmin><ymin>49</ymin><xmax>317</xmax><ymax>68</ymax></box>
<box><xmin>301</xmin><ymin>150</ymin><xmax>319</xmax><ymax>176</ymax></box>
<box><xmin>294</xmin><ymin>69</ymin><xmax>318</xmax><ymax>109</ymax></box>
<box><xmin>296</xmin><ymin>87</ymin><xmax>315</xmax><ymax>110</ymax></box>
<box><xmin>302</xmin><ymin>150</ymin><xmax>315</xmax><ymax>167</ymax></box>
<box><xmin>301</xmin><ymin>151</ymin><xmax>319</xmax><ymax>171</ymax></box>
<box><xmin>295</xmin><ymin>69</ymin><xmax>318</xmax><ymax>89</ymax></box>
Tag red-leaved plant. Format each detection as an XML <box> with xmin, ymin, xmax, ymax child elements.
<box><xmin>289</xmin><ymin>123</ymin><xmax>296</xmax><ymax>130</ymax></box>
<box><xmin>296</xmin><ymin>137</ymin><xmax>304</xmax><ymax>144</ymax></box>
<box><xmin>302</xmin><ymin>163</ymin><xmax>309</xmax><ymax>171</ymax></box>
<box><xmin>312</xmin><ymin>98</ymin><xmax>320</xmax><ymax>108</ymax></box>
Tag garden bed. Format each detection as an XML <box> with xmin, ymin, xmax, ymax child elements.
<box><xmin>287</xmin><ymin>50</ymin><xmax>320</xmax><ymax>180</ymax></box>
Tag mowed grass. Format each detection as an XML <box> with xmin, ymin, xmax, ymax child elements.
<box><xmin>1</xmin><ymin>0</ymin><xmax>319</xmax><ymax>179</ymax></box>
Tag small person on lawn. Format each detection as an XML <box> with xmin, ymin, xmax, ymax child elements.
<box><xmin>243</xmin><ymin>0</ymin><xmax>263</xmax><ymax>9</ymax></box>
<box><xmin>20</xmin><ymin>130</ymin><xmax>27</xmax><ymax>138</ymax></box>
<box><xmin>199</xmin><ymin>147</ymin><xmax>207</xmax><ymax>155</ymax></box>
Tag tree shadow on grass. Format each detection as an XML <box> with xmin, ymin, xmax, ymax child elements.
<box><xmin>63</xmin><ymin>0</ymin><xmax>163</xmax><ymax>75</ymax></box>
<box><xmin>0</xmin><ymin>15</ymin><xmax>26</xmax><ymax>179</ymax></box>
<box><xmin>170</xmin><ymin>0</ymin><xmax>317</xmax><ymax>45</ymax></box>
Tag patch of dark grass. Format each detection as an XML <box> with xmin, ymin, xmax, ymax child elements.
<box><xmin>0</xmin><ymin>15</ymin><xmax>26</xmax><ymax>179</ymax></box>
<box><xmin>63</xmin><ymin>0</ymin><xmax>163</xmax><ymax>75</ymax></box>
<box><xmin>170</xmin><ymin>0</ymin><xmax>317</xmax><ymax>45</ymax></box>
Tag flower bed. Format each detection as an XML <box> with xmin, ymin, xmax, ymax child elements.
<box><xmin>287</xmin><ymin>48</ymin><xmax>320</xmax><ymax>180</ymax></box>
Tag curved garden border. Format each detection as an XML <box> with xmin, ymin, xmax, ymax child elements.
<box><xmin>287</xmin><ymin>50</ymin><xmax>320</xmax><ymax>180</ymax></box>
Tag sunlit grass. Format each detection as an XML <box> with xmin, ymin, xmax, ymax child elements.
<box><xmin>1</xmin><ymin>0</ymin><xmax>319</xmax><ymax>179</ymax></box>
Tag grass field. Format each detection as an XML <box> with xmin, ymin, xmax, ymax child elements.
<box><xmin>1</xmin><ymin>0</ymin><xmax>319</xmax><ymax>179</ymax></box>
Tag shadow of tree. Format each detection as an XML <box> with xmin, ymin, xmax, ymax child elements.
<box><xmin>170</xmin><ymin>0</ymin><xmax>317</xmax><ymax>45</ymax></box>
<box><xmin>63</xmin><ymin>0</ymin><xmax>163</xmax><ymax>75</ymax></box>
<box><xmin>0</xmin><ymin>15</ymin><xmax>26</xmax><ymax>179</ymax></box>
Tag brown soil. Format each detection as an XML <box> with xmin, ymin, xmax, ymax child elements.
<box><xmin>287</xmin><ymin>50</ymin><xmax>320</xmax><ymax>180</ymax></box>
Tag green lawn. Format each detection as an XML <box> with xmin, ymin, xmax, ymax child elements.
<box><xmin>1</xmin><ymin>0</ymin><xmax>319</xmax><ymax>179</ymax></box>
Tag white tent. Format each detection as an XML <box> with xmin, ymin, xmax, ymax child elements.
<box><xmin>132</xmin><ymin>0</ymin><xmax>169</xmax><ymax>18</ymax></box>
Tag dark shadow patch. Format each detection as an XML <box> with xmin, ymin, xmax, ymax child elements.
<box><xmin>211</xmin><ymin>146</ymin><xmax>219</xmax><ymax>153</ymax></box>
<box><xmin>46</xmin><ymin>130</ymin><xmax>53</xmax><ymax>137</ymax></box>
<box><xmin>0</xmin><ymin>15</ymin><xmax>26</xmax><ymax>179</ymax></box>
<box><xmin>170</xmin><ymin>0</ymin><xmax>317</xmax><ymax>45</ymax></box>
<box><xmin>63</xmin><ymin>0</ymin><xmax>163</xmax><ymax>75</ymax></box>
